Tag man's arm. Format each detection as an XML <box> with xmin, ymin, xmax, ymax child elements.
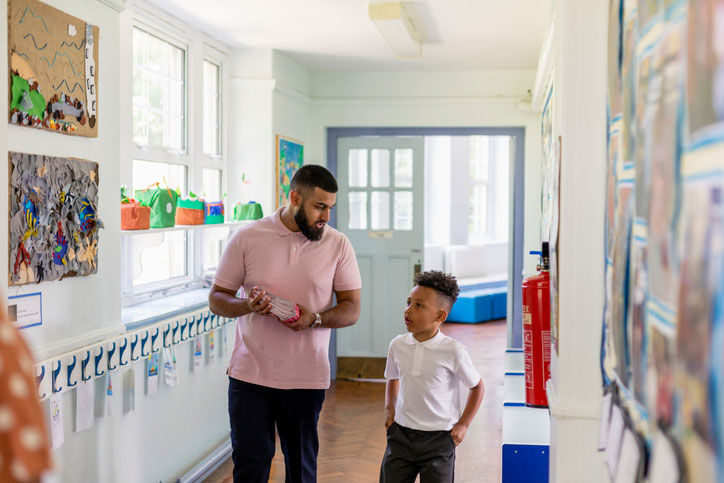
<box><xmin>384</xmin><ymin>378</ymin><xmax>400</xmax><ymax>428</ymax></box>
<box><xmin>208</xmin><ymin>284</ymin><xmax>272</xmax><ymax>318</ymax></box>
<box><xmin>285</xmin><ymin>288</ymin><xmax>361</xmax><ymax>331</ymax></box>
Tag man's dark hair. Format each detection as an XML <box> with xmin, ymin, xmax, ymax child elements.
<box><xmin>290</xmin><ymin>165</ymin><xmax>338</xmax><ymax>196</ymax></box>
<box><xmin>414</xmin><ymin>270</ymin><xmax>460</xmax><ymax>308</ymax></box>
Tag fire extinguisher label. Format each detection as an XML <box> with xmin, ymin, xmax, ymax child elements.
<box><xmin>523</xmin><ymin>305</ymin><xmax>532</xmax><ymax>325</ymax></box>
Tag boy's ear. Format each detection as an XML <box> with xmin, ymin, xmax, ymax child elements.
<box><xmin>437</xmin><ymin>309</ymin><xmax>449</xmax><ymax>323</ymax></box>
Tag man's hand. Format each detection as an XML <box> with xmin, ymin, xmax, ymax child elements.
<box><xmin>246</xmin><ymin>286</ymin><xmax>273</xmax><ymax>316</ymax></box>
<box><xmin>450</xmin><ymin>422</ymin><xmax>468</xmax><ymax>446</ymax></box>
<box><xmin>282</xmin><ymin>303</ymin><xmax>315</xmax><ymax>332</ymax></box>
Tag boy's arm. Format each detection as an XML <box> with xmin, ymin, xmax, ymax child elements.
<box><xmin>385</xmin><ymin>378</ymin><xmax>400</xmax><ymax>428</ymax></box>
<box><xmin>451</xmin><ymin>379</ymin><xmax>485</xmax><ymax>446</ymax></box>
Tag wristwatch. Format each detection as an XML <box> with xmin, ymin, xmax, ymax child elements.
<box><xmin>311</xmin><ymin>313</ymin><xmax>322</xmax><ymax>329</ymax></box>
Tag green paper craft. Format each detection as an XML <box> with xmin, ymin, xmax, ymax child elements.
<box><xmin>11</xmin><ymin>74</ymin><xmax>45</xmax><ymax>118</ymax></box>
<box><xmin>135</xmin><ymin>187</ymin><xmax>178</xmax><ymax>228</ymax></box>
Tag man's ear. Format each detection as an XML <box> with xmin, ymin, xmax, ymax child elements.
<box><xmin>289</xmin><ymin>189</ymin><xmax>303</xmax><ymax>207</ymax></box>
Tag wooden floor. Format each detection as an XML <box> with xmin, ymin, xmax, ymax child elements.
<box><xmin>205</xmin><ymin>319</ymin><xmax>506</xmax><ymax>482</ymax></box>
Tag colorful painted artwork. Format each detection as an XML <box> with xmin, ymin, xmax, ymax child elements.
<box><xmin>8</xmin><ymin>152</ymin><xmax>103</xmax><ymax>285</ymax></box>
<box><xmin>8</xmin><ymin>0</ymin><xmax>99</xmax><ymax>137</ymax></box>
<box><xmin>687</xmin><ymin>0</ymin><xmax>724</xmax><ymax>145</ymax></box>
<box><xmin>276</xmin><ymin>135</ymin><xmax>304</xmax><ymax>208</ymax></box>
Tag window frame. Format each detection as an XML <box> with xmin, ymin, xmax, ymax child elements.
<box><xmin>122</xmin><ymin>11</ymin><xmax>228</xmax><ymax>307</ymax></box>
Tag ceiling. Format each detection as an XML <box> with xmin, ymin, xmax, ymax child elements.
<box><xmin>147</xmin><ymin>0</ymin><xmax>552</xmax><ymax>71</ymax></box>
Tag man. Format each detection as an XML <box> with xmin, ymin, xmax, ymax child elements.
<box><xmin>209</xmin><ymin>164</ymin><xmax>361</xmax><ymax>482</ymax></box>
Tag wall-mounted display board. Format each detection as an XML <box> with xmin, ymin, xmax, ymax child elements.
<box><xmin>8</xmin><ymin>0</ymin><xmax>99</xmax><ymax>136</ymax></box>
<box><xmin>8</xmin><ymin>152</ymin><xmax>103</xmax><ymax>285</ymax></box>
<box><xmin>600</xmin><ymin>0</ymin><xmax>724</xmax><ymax>481</ymax></box>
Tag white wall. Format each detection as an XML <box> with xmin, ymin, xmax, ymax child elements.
<box><xmin>5</xmin><ymin>0</ymin><xmax>123</xmax><ymax>361</ymax></box>
<box><xmin>308</xmin><ymin>69</ymin><xmax>542</xmax><ymax>278</ymax></box>
<box><xmin>0</xmin><ymin>2</ymin><xmax>238</xmax><ymax>481</ymax></box>
<box><xmin>546</xmin><ymin>0</ymin><xmax>608</xmax><ymax>481</ymax></box>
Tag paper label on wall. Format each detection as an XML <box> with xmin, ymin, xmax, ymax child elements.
<box><xmin>75</xmin><ymin>379</ymin><xmax>94</xmax><ymax>432</ymax></box>
<box><xmin>125</xmin><ymin>367</ymin><xmax>136</xmax><ymax>413</ymax></box>
<box><xmin>105</xmin><ymin>373</ymin><xmax>113</xmax><ymax>416</ymax></box>
<box><xmin>208</xmin><ymin>330</ymin><xmax>215</xmax><ymax>360</ymax></box>
<box><xmin>648</xmin><ymin>430</ymin><xmax>680</xmax><ymax>483</ymax></box>
<box><xmin>614</xmin><ymin>428</ymin><xmax>641</xmax><ymax>483</ymax></box>
<box><xmin>164</xmin><ymin>348</ymin><xmax>174</xmax><ymax>386</ymax></box>
<box><xmin>147</xmin><ymin>353</ymin><xmax>159</xmax><ymax>395</ymax></box>
<box><xmin>598</xmin><ymin>392</ymin><xmax>613</xmax><ymax>450</ymax></box>
<box><xmin>606</xmin><ymin>405</ymin><xmax>626</xmax><ymax>478</ymax></box>
<box><xmin>193</xmin><ymin>336</ymin><xmax>203</xmax><ymax>372</ymax></box>
<box><xmin>50</xmin><ymin>392</ymin><xmax>64</xmax><ymax>450</ymax></box>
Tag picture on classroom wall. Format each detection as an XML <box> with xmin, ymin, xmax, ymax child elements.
<box><xmin>686</xmin><ymin>0</ymin><xmax>724</xmax><ymax>143</ymax></box>
<box><xmin>8</xmin><ymin>152</ymin><xmax>103</xmax><ymax>286</ymax></box>
<box><xmin>8</xmin><ymin>0</ymin><xmax>99</xmax><ymax>137</ymax></box>
<box><xmin>276</xmin><ymin>135</ymin><xmax>304</xmax><ymax>208</ymax></box>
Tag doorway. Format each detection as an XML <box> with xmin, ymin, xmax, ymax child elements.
<box><xmin>327</xmin><ymin>127</ymin><xmax>525</xmax><ymax>376</ymax></box>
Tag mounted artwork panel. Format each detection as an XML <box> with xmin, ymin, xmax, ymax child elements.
<box><xmin>8</xmin><ymin>0</ymin><xmax>99</xmax><ymax>136</ymax></box>
<box><xmin>9</xmin><ymin>152</ymin><xmax>103</xmax><ymax>285</ymax></box>
<box><xmin>276</xmin><ymin>135</ymin><xmax>304</xmax><ymax>208</ymax></box>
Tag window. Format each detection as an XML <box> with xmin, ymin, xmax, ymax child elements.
<box><xmin>468</xmin><ymin>136</ymin><xmax>509</xmax><ymax>243</ymax></box>
<box><xmin>203</xmin><ymin>61</ymin><xmax>221</xmax><ymax>157</ymax></box>
<box><xmin>123</xmin><ymin>18</ymin><xmax>227</xmax><ymax>305</ymax></box>
<box><xmin>132</xmin><ymin>28</ymin><xmax>185</xmax><ymax>150</ymax></box>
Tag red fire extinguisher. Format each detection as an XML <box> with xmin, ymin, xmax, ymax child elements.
<box><xmin>522</xmin><ymin>242</ymin><xmax>551</xmax><ymax>407</ymax></box>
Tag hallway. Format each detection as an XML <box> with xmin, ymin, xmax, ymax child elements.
<box><xmin>206</xmin><ymin>319</ymin><xmax>506</xmax><ymax>482</ymax></box>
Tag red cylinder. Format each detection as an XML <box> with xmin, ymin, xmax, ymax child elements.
<box><xmin>522</xmin><ymin>267</ymin><xmax>551</xmax><ymax>407</ymax></box>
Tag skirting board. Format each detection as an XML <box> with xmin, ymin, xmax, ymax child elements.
<box><xmin>176</xmin><ymin>438</ymin><xmax>232</xmax><ymax>483</ymax></box>
<box><xmin>337</xmin><ymin>357</ymin><xmax>387</xmax><ymax>380</ymax></box>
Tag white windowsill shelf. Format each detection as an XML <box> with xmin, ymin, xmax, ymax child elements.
<box><xmin>121</xmin><ymin>220</ymin><xmax>255</xmax><ymax>235</ymax></box>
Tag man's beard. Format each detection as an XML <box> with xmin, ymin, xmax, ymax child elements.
<box><xmin>294</xmin><ymin>204</ymin><xmax>324</xmax><ymax>241</ymax></box>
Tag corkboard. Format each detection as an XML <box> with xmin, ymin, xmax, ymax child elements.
<box><xmin>8</xmin><ymin>0</ymin><xmax>99</xmax><ymax>137</ymax></box>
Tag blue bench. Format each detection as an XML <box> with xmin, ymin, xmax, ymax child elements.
<box><xmin>447</xmin><ymin>282</ymin><xmax>507</xmax><ymax>323</ymax></box>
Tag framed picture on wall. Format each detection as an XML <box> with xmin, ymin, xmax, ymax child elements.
<box><xmin>276</xmin><ymin>135</ymin><xmax>304</xmax><ymax>208</ymax></box>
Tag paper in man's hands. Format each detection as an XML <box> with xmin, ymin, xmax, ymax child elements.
<box><xmin>249</xmin><ymin>286</ymin><xmax>301</xmax><ymax>323</ymax></box>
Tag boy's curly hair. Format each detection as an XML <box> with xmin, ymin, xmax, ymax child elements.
<box><xmin>414</xmin><ymin>270</ymin><xmax>460</xmax><ymax>307</ymax></box>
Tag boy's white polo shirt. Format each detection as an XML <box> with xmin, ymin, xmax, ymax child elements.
<box><xmin>385</xmin><ymin>330</ymin><xmax>481</xmax><ymax>431</ymax></box>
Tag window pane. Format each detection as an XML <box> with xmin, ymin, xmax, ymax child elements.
<box><xmin>348</xmin><ymin>192</ymin><xmax>368</xmax><ymax>230</ymax></box>
<box><xmin>470</xmin><ymin>136</ymin><xmax>490</xmax><ymax>182</ymax></box>
<box><xmin>203</xmin><ymin>168</ymin><xmax>222</xmax><ymax>201</ymax></box>
<box><xmin>468</xmin><ymin>184</ymin><xmax>487</xmax><ymax>241</ymax></box>
<box><xmin>203</xmin><ymin>60</ymin><xmax>220</xmax><ymax>157</ymax></box>
<box><xmin>132</xmin><ymin>27</ymin><xmax>186</xmax><ymax>150</ymax></box>
<box><xmin>394</xmin><ymin>149</ymin><xmax>413</xmax><ymax>187</ymax></box>
<box><xmin>371</xmin><ymin>149</ymin><xmax>390</xmax><ymax>187</ymax></box>
<box><xmin>133</xmin><ymin>160</ymin><xmax>187</xmax><ymax>194</ymax></box>
<box><xmin>394</xmin><ymin>191</ymin><xmax>413</xmax><ymax>230</ymax></box>
<box><xmin>202</xmin><ymin>226</ymin><xmax>229</xmax><ymax>272</ymax></box>
<box><xmin>130</xmin><ymin>231</ymin><xmax>187</xmax><ymax>286</ymax></box>
<box><xmin>348</xmin><ymin>149</ymin><xmax>368</xmax><ymax>187</ymax></box>
<box><xmin>371</xmin><ymin>191</ymin><xmax>390</xmax><ymax>230</ymax></box>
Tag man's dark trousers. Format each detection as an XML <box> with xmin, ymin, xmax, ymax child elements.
<box><xmin>228</xmin><ymin>377</ymin><xmax>326</xmax><ymax>483</ymax></box>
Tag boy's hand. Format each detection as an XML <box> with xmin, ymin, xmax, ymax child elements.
<box><xmin>450</xmin><ymin>422</ymin><xmax>468</xmax><ymax>446</ymax></box>
<box><xmin>384</xmin><ymin>410</ymin><xmax>395</xmax><ymax>428</ymax></box>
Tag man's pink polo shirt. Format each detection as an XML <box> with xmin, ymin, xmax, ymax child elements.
<box><xmin>213</xmin><ymin>207</ymin><xmax>361</xmax><ymax>389</ymax></box>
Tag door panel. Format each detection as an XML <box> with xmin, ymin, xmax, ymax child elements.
<box><xmin>337</xmin><ymin>136</ymin><xmax>424</xmax><ymax>358</ymax></box>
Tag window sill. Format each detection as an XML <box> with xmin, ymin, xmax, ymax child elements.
<box><xmin>122</xmin><ymin>287</ymin><xmax>212</xmax><ymax>330</ymax></box>
<box><xmin>121</xmin><ymin>220</ymin><xmax>254</xmax><ymax>236</ymax></box>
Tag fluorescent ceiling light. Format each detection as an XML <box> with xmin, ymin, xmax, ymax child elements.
<box><xmin>369</xmin><ymin>2</ymin><xmax>421</xmax><ymax>58</ymax></box>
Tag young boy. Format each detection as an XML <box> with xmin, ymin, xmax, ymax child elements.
<box><xmin>380</xmin><ymin>271</ymin><xmax>485</xmax><ymax>483</ymax></box>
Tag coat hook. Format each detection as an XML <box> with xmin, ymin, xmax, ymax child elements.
<box><xmin>52</xmin><ymin>360</ymin><xmax>63</xmax><ymax>393</ymax></box>
<box><xmin>119</xmin><ymin>338</ymin><xmax>129</xmax><ymax>366</ymax></box>
<box><xmin>107</xmin><ymin>342</ymin><xmax>117</xmax><ymax>371</ymax></box>
<box><xmin>67</xmin><ymin>355</ymin><xmax>78</xmax><ymax>388</ymax></box>
<box><xmin>94</xmin><ymin>346</ymin><xmax>105</xmax><ymax>377</ymax></box>
<box><xmin>81</xmin><ymin>351</ymin><xmax>91</xmax><ymax>381</ymax></box>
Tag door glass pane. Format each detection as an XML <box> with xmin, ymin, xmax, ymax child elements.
<box><xmin>470</xmin><ymin>136</ymin><xmax>490</xmax><ymax>182</ymax></box>
<box><xmin>394</xmin><ymin>191</ymin><xmax>413</xmax><ymax>230</ymax></box>
<box><xmin>469</xmin><ymin>184</ymin><xmax>488</xmax><ymax>242</ymax></box>
<box><xmin>348</xmin><ymin>192</ymin><xmax>368</xmax><ymax>230</ymax></box>
<box><xmin>348</xmin><ymin>149</ymin><xmax>368</xmax><ymax>188</ymax></box>
<box><xmin>371</xmin><ymin>149</ymin><xmax>390</xmax><ymax>187</ymax></box>
<box><xmin>371</xmin><ymin>191</ymin><xmax>390</xmax><ymax>230</ymax></box>
<box><xmin>394</xmin><ymin>149</ymin><xmax>413</xmax><ymax>187</ymax></box>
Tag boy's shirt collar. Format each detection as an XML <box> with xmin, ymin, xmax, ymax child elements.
<box><xmin>404</xmin><ymin>330</ymin><xmax>444</xmax><ymax>348</ymax></box>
